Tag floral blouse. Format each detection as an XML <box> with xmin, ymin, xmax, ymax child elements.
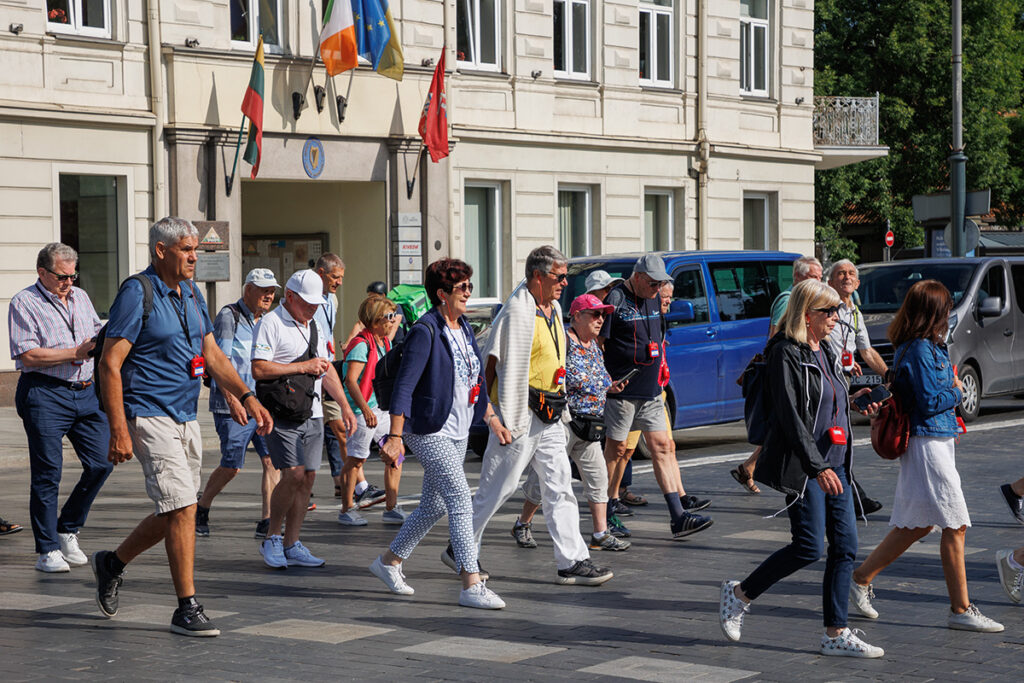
<box><xmin>566</xmin><ymin>332</ymin><xmax>612</xmax><ymax>417</ymax></box>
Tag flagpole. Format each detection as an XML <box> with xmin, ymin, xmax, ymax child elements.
<box><xmin>225</xmin><ymin>114</ymin><xmax>247</xmax><ymax>196</ymax></box>
<box><xmin>406</xmin><ymin>143</ymin><xmax>425</xmax><ymax>200</ymax></box>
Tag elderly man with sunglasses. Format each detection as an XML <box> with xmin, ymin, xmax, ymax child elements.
<box><xmin>9</xmin><ymin>243</ymin><xmax>113</xmax><ymax>573</ymax></box>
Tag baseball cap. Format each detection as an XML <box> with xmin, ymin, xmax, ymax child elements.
<box><xmin>245</xmin><ymin>268</ymin><xmax>279</xmax><ymax>289</ymax></box>
<box><xmin>285</xmin><ymin>269</ymin><xmax>323</xmax><ymax>305</ymax></box>
<box><xmin>367</xmin><ymin>281</ymin><xmax>388</xmax><ymax>295</ymax></box>
<box><xmin>569</xmin><ymin>293</ymin><xmax>614</xmax><ymax>317</ymax></box>
<box><xmin>585</xmin><ymin>270</ymin><xmax>624</xmax><ymax>294</ymax></box>
<box><xmin>633</xmin><ymin>253</ymin><xmax>670</xmax><ymax>282</ymax></box>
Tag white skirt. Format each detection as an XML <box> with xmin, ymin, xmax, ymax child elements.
<box><xmin>888</xmin><ymin>436</ymin><xmax>971</xmax><ymax>530</ymax></box>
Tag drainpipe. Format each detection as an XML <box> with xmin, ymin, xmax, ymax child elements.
<box><xmin>695</xmin><ymin>0</ymin><xmax>710</xmax><ymax>249</ymax></box>
<box><xmin>147</xmin><ymin>0</ymin><xmax>166</xmax><ymax>219</ymax></box>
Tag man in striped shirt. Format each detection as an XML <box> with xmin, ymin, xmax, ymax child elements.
<box><xmin>9</xmin><ymin>242</ymin><xmax>113</xmax><ymax>573</ymax></box>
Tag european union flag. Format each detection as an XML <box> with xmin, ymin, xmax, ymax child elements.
<box><xmin>351</xmin><ymin>0</ymin><xmax>390</xmax><ymax>70</ymax></box>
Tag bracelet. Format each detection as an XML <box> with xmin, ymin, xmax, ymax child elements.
<box><xmin>386</xmin><ymin>434</ymin><xmax>403</xmax><ymax>441</ymax></box>
<box><xmin>239</xmin><ymin>391</ymin><xmax>255</xmax><ymax>403</ymax></box>
<box><xmin>486</xmin><ymin>414</ymin><xmax>497</xmax><ymax>425</ymax></box>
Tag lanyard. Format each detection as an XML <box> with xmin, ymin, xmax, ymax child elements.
<box><xmin>35</xmin><ymin>283</ymin><xmax>75</xmax><ymax>338</ymax></box>
<box><xmin>172</xmin><ymin>282</ymin><xmax>204</xmax><ymax>354</ymax></box>
<box><xmin>813</xmin><ymin>348</ymin><xmax>840</xmax><ymax>423</ymax></box>
<box><xmin>447</xmin><ymin>324</ymin><xmax>475</xmax><ymax>384</ymax></box>
<box><xmin>536</xmin><ymin>306</ymin><xmax>561</xmax><ymax>359</ymax></box>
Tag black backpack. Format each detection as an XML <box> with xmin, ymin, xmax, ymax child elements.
<box><xmin>372</xmin><ymin>320</ymin><xmax>431</xmax><ymax>412</ymax></box>
<box><xmin>738</xmin><ymin>352</ymin><xmax>769</xmax><ymax>445</ymax></box>
<box><xmin>90</xmin><ymin>274</ymin><xmax>154</xmax><ymax>412</ymax></box>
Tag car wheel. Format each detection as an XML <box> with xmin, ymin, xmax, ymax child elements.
<box><xmin>958</xmin><ymin>364</ymin><xmax>980</xmax><ymax>423</ymax></box>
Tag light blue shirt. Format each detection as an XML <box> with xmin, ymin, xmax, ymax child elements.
<box><xmin>208</xmin><ymin>298</ymin><xmax>257</xmax><ymax>414</ymax></box>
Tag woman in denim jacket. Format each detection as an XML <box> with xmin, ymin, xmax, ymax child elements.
<box><xmin>849</xmin><ymin>280</ymin><xmax>1003</xmax><ymax>633</ymax></box>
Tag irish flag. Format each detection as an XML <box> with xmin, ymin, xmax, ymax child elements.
<box><xmin>241</xmin><ymin>36</ymin><xmax>265</xmax><ymax>178</ymax></box>
<box><xmin>320</xmin><ymin>0</ymin><xmax>358</xmax><ymax>76</ymax></box>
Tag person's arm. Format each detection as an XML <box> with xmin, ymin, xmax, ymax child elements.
<box><xmin>251</xmin><ymin>357</ymin><xmax>327</xmax><ymax>380</ymax></box>
<box><xmin>343</xmin><ymin>357</ymin><xmax>376</xmax><ymax>427</ymax></box>
<box><xmin>379</xmin><ymin>414</ymin><xmax>405</xmax><ymax>465</ymax></box>
<box><xmin>203</xmin><ymin>333</ymin><xmax>273</xmax><ymax>434</ymax></box>
<box><xmin>861</xmin><ymin>346</ymin><xmax>888</xmax><ymax>376</ymax></box>
<box><xmin>484</xmin><ymin>354</ymin><xmax>498</xmax><ymax>397</ymax></box>
<box><xmin>18</xmin><ymin>344</ymin><xmax>94</xmax><ymax>368</ymax></box>
<box><xmin>100</xmin><ymin>337</ymin><xmax>135</xmax><ymax>465</ymax></box>
<box><xmin>323</xmin><ymin>362</ymin><xmax>358</xmax><ymax>436</ymax></box>
<box><xmin>8</xmin><ymin>297</ymin><xmax>95</xmax><ymax>367</ymax></box>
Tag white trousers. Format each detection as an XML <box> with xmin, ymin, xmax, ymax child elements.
<box><xmin>472</xmin><ymin>414</ymin><xmax>589</xmax><ymax>570</ymax></box>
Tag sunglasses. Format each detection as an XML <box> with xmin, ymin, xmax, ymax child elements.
<box><xmin>453</xmin><ymin>282</ymin><xmax>474</xmax><ymax>294</ymax></box>
<box><xmin>581</xmin><ymin>310</ymin><xmax>606</xmax><ymax>318</ymax></box>
<box><xmin>547</xmin><ymin>272</ymin><xmax>569</xmax><ymax>283</ymax></box>
<box><xmin>383</xmin><ymin>312</ymin><xmax>398</xmax><ymax>321</ymax></box>
<box><xmin>46</xmin><ymin>269</ymin><xmax>79</xmax><ymax>283</ymax></box>
<box><xmin>813</xmin><ymin>305</ymin><xmax>841</xmax><ymax>316</ymax></box>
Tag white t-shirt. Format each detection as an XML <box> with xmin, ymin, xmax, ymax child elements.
<box><xmin>439</xmin><ymin>326</ymin><xmax>480</xmax><ymax>440</ymax></box>
<box><xmin>252</xmin><ymin>303</ymin><xmax>330</xmax><ymax>419</ymax></box>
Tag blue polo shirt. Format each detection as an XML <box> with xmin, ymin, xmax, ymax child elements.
<box><xmin>106</xmin><ymin>265</ymin><xmax>214</xmax><ymax>423</ymax></box>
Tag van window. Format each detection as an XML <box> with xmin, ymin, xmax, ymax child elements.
<box><xmin>670</xmin><ymin>267</ymin><xmax>709</xmax><ymax>325</ymax></box>
<box><xmin>978</xmin><ymin>264</ymin><xmax>1006</xmax><ymax>310</ymax></box>
<box><xmin>708</xmin><ymin>262</ymin><xmax>776</xmax><ymax>321</ymax></box>
<box><xmin>1011</xmin><ymin>265</ymin><xmax>1024</xmax><ymax>314</ymax></box>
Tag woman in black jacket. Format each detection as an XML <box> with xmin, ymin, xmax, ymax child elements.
<box><xmin>718</xmin><ymin>279</ymin><xmax>884</xmax><ymax>658</ymax></box>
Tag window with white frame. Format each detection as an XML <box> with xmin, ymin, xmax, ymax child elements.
<box><xmin>742</xmin><ymin>192</ymin><xmax>774</xmax><ymax>250</ymax></box>
<box><xmin>740</xmin><ymin>0</ymin><xmax>769</xmax><ymax>96</ymax></box>
<box><xmin>464</xmin><ymin>184</ymin><xmax>502</xmax><ymax>299</ymax></box>
<box><xmin>231</xmin><ymin>0</ymin><xmax>283</xmax><ymax>51</ymax></box>
<box><xmin>554</xmin><ymin>0</ymin><xmax>590</xmax><ymax>79</ymax></box>
<box><xmin>558</xmin><ymin>187</ymin><xmax>593</xmax><ymax>258</ymax></box>
<box><xmin>457</xmin><ymin>0</ymin><xmax>500</xmax><ymax>70</ymax></box>
<box><xmin>46</xmin><ymin>0</ymin><xmax>111</xmax><ymax>39</ymax></box>
<box><xmin>58</xmin><ymin>174</ymin><xmax>124</xmax><ymax>318</ymax></box>
<box><xmin>644</xmin><ymin>190</ymin><xmax>674</xmax><ymax>251</ymax></box>
<box><xmin>639</xmin><ymin>0</ymin><xmax>673</xmax><ymax>87</ymax></box>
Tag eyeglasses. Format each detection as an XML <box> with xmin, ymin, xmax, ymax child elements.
<box><xmin>813</xmin><ymin>305</ymin><xmax>841</xmax><ymax>317</ymax></box>
<box><xmin>46</xmin><ymin>269</ymin><xmax>79</xmax><ymax>282</ymax></box>
<box><xmin>383</xmin><ymin>312</ymin><xmax>398</xmax><ymax>321</ymax></box>
<box><xmin>453</xmin><ymin>282</ymin><xmax>474</xmax><ymax>294</ymax></box>
<box><xmin>547</xmin><ymin>272</ymin><xmax>569</xmax><ymax>283</ymax></box>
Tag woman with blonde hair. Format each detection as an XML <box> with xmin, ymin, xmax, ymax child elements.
<box><xmin>719</xmin><ymin>278</ymin><xmax>884</xmax><ymax>657</ymax></box>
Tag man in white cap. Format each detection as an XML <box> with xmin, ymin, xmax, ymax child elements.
<box><xmin>196</xmin><ymin>268</ymin><xmax>283</xmax><ymax>539</ymax></box>
<box><xmin>251</xmin><ymin>269</ymin><xmax>356</xmax><ymax>569</ymax></box>
<box><xmin>585</xmin><ymin>270</ymin><xmax>624</xmax><ymax>302</ymax></box>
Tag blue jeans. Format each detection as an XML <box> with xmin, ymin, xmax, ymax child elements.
<box><xmin>740</xmin><ymin>465</ymin><xmax>858</xmax><ymax>628</ymax></box>
<box><xmin>15</xmin><ymin>374</ymin><xmax>113</xmax><ymax>554</ymax></box>
<box><xmin>213</xmin><ymin>413</ymin><xmax>269</xmax><ymax>469</ymax></box>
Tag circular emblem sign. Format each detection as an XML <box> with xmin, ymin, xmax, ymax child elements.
<box><xmin>302</xmin><ymin>137</ymin><xmax>325</xmax><ymax>179</ymax></box>
<box><xmin>884</xmin><ymin>230</ymin><xmax>895</xmax><ymax>247</ymax></box>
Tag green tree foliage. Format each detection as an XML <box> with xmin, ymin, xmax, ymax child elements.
<box><xmin>814</xmin><ymin>0</ymin><xmax>1024</xmax><ymax>260</ymax></box>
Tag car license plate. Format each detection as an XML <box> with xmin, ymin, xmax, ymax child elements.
<box><xmin>851</xmin><ymin>374</ymin><xmax>882</xmax><ymax>386</ymax></box>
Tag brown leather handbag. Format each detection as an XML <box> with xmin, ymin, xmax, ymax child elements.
<box><xmin>870</xmin><ymin>346</ymin><xmax>910</xmax><ymax>460</ymax></box>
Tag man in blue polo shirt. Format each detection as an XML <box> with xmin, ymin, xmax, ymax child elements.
<box><xmin>91</xmin><ymin>217</ymin><xmax>273</xmax><ymax>638</ymax></box>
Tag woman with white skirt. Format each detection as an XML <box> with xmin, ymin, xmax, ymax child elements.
<box><xmin>849</xmin><ymin>279</ymin><xmax>1002</xmax><ymax>633</ymax></box>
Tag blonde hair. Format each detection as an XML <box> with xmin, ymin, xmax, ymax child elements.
<box><xmin>780</xmin><ymin>279</ymin><xmax>840</xmax><ymax>344</ymax></box>
<box><xmin>357</xmin><ymin>294</ymin><xmax>397</xmax><ymax>328</ymax></box>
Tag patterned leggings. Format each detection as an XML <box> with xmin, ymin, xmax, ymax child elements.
<box><xmin>389</xmin><ymin>433</ymin><xmax>480</xmax><ymax>574</ymax></box>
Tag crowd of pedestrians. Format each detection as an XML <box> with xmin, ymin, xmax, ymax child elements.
<box><xmin>4</xmin><ymin>217</ymin><xmax>1022</xmax><ymax>653</ymax></box>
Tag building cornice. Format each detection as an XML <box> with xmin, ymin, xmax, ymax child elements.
<box><xmin>0</xmin><ymin>101</ymin><xmax>155</xmax><ymax>127</ymax></box>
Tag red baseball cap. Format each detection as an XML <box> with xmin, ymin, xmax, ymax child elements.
<box><xmin>570</xmin><ymin>293</ymin><xmax>614</xmax><ymax>317</ymax></box>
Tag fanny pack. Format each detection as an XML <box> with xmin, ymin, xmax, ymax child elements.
<box><xmin>255</xmin><ymin>322</ymin><xmax>319</xmax><ymax>423</ymax></box>
<box><xmin>569</xmin><ymin>412</ymin><xmax>605</xmax><ymax>442</ymax></box>
<box><xmin>528</xmin><ymin>387</ymin><xmax>567</xmax><ymax>424</ymax></box>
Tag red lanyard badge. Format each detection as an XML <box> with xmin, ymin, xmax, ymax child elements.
<box><xmin>554</xmin><ymin>367</ymin><xmax>566</xmax><ymax>387</ymax></box>
<box><xmin>327</xmin><ymin>340</ymin><xmax>335</xmax><ymax>356</ymax></box>
<box><xmin>190</xmin><ymin>355</ymin><xmax>206</xmax><ymax>379</ymax></box>
<box><xmin>828</xmin><ymin>425</ymin><xmax>848</xmax><ymax>445</ymax></box>
<box><xmin>648</xmin><ymin>342</ymin><xmax>660</xmax><ymax>359</ymax></box>
<box><xmin>469</xmin><ymin>382</ymin><xmax>481</xmax><ymax>406</ymax></box>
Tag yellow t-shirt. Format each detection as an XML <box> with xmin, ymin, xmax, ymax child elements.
<box><xmin>529</xmin><ymin>310</ymin><xmax>566</xmax><ymax>392</ymax></box>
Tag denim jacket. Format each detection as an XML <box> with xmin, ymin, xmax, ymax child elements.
<box><xmin>892</xmin><ymin>339</ymin><xmax>962</xmax><ymax>437</ymax></box>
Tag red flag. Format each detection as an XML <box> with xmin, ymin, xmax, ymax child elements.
<box><xmin>418</xmin><ymin>48</ymin><xmax>449</xmax><ymax>162</ymax></box>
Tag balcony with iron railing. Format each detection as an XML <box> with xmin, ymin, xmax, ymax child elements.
<box><xmin>813</xmin><ymin>94</ymin><xmax>889</xmax><ymax>170</ymax></box>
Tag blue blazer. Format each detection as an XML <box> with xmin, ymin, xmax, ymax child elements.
<box><xmin>389</xmin><ymin>306</ymin><xmax>489</xmax><ymax>435</ymax></box>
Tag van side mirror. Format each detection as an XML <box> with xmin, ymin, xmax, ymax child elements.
<box><xmin>664</xmin><ymin>300</ymin><xmax>695</xmax><ymax>323</ymax></box>
<box><xmin>978</xmin><ymin>297</ymin><xmax>1002</xmax><ymax>317</ymax></box>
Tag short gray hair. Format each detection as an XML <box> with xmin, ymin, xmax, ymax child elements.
<box><xmin>315</xmin><ymin>253</ymin><xmax>345</xmax><ymax>272</ymax></box>
<box><xmin>525</xmin><ymin>245</ymin><xmax>567</xmax><ymax>281</ymax></box>
<box><xmin>149</xmin><ymin>217</ymin><xmax>198</xmax><ymax>258</ymax></box>
<box><xmin>36</xmin><ymin>243</ymin><xmax>78</xmax><ymax>270</ymax></box>
<box><xmin>793</xmin><ymin>255</ymin><xmax>823</xmax><ymax>279</ymax></box>
<box><xmin>828</xmin><ymin>259</ymin><xmax>858</xmax><ymax>281</ymax></box>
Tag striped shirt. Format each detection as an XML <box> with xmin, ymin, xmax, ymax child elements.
<box><xmin>8</xmin><ymin>281</ymin><xmax>102</xmax><ymax>382</ymax></box>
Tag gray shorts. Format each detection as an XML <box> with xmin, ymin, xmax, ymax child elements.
<box><xmin>604</xmin><ymin>396</ymin><xmax>667</xmax><ymax>442</ymax></box>
<box><xmin>266</xmin><ymin>418</ymin><xmax>324</xmax><ymax>471</ymax></box>
<box><xmin>127</xmin><ymin>416</ymin><xmax>202</xmax><ymax>515</ymax></box>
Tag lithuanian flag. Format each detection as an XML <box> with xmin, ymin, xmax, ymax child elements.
<box><xmin>241</xmin><ymin>36</ymin><xmax>265</xmax><ymax>179</ymax></box>
<box><xmin>320</xmin><ymin>0</ymin><xmax>358</xmax><ymax>76</ymax></box>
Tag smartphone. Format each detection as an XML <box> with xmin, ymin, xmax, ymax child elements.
<box><xmin>854</xmin><ymin>384</ymin><xmax>892</xmax><ymax>411</ymax></box>
<box><xmin>616</xmin><ymin>368</ymin><xmax>641</xmax><ymax>384</ymax></box>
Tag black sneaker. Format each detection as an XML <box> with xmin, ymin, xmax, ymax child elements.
<box><xmin>195</xmin><ymin>506</ymin><xmax>210</xmax><ymax>537</ymax></box>
<box><xmin>671</xmin><ymin>512</ymin><xmax>713</xmax><ymax>540</ymax></box>
<box><xmin>442</xmin><ymin>543</ymin><xmax>489</xmax><ymax>581</ymax></box>
<box><xmin>170</xmin><ymin>601</ymin><xmax>220</xmax><ymax>637</ymax></box>
<box><xmin>610</xmin><ymin>499</ymin><xmax>634</xmax><ymax>517</ymax></box>
<box><xmin>511</xmin><ymin>522</ymin><xmax>538</xmax><ymax>548</ymax></box>
<box><xmin>355</xmin><ymin>484</ymin><xmax>387</xmax><ymax>509</ymax></box>
<box><xmin>1000</xmin><ymin>484</ymin><xmax>1024</xmax><ymax>524</ymax></box>
<box><xmin>607</xmin><ymin>514</ymin><xmax>632</xmax><ymax>538</ymax></box>
<box><xmin>254</xmin><ymin>518</ymin><xmax>271</xmax><ymax>540</ymax></box>
<box><xmin>90</xmin><ymin>550</ymin><xmax>123</xmax><ymax>618</ymax></box>
<box><xmin>859</xmin><ymin>496</ymin><xmax>883</xmax><ymax>516</ymax></box>
<box><xmin>681</xmin><ymin>495</ymin><xmax>711</xmax><ymax>513</ymax></box>
<box><xmin>556</xmin><ymin>558</ymin><xmax>614</xmax><ymax>586</ymax></box>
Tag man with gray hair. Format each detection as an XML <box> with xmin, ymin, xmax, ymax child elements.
<box><xmin>453</xmin><ymin>245</ymin><xmax>613</xmax><ymax>585</ymax></box>
<box><xmin>91</xmin><ymin>217</ymin><xmax>273</xmax><ymax>637</ymax></box>
<box><xmin>8</xmin><ymin>242</ymin><xmax>112</xmax><ymax>573</ymax></box>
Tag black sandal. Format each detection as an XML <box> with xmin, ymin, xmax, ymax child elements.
<box><xmin>0</xmin><ymin>518</ymin><xmax>23</xmax><ymax>535</ymax></box>
<box><xmin>729</xmin><ymin>465</ymin><xmax>761</xmax><ymax>494</ymax></box>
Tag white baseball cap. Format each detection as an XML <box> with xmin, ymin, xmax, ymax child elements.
<box><xmin>245</xmin><ymin>268</ymin><xmax>279</xmax><ymax>288</ymax></box>
<box><xmin>285</xmin><ymin>269</ymin><xmax>323</xmax><ymax>305</ymax></box>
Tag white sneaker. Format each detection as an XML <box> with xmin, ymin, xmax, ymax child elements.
<box><xmin>820</xmin><ymin>628</ymin><xmax>884</xmax><ymax>658</ymax></box>
<box><xmin>369</xmin><ymin>555</ymin><xmax>414</xmax><ymax>595</ymax></box>
<box><xmin>58</xmin><ymin>532</ymin><xmax>88</xmax><ymax>567</ymax></box>
<box><xmin>948</xmin><ymin>603</ymin><xmax>1004</xmax><ymax>632</ymax></box>
<box><xmin>995</xmin><ymin>549</ymin><xmax>1023</xmax><ymax>603</ymax></box>
<box><xmin>36</xmin><ymin>549</ymin><xmax>70</xmax><ymax>573</ymax></box>
<box><xmin>260</xmin><ymin>535</ymin><xmax>287</xmax><ymax>569</ymax></box>
<box><xmin>718</xmin><ymin>579</ymin><xmax>749</xmax><ymax>642</ymax></box>
<box><xmin>337</xmin><ymin>510</ymin><xmax>368</xmax><ymax>526</ymax></box>
<box><xmin>849</xmin><ymin>581</ymin><xmax>879</xmax><ymax>619</ymax></box>
<box><xmin>284</xmin><ymin>540</ymin><xmax>326</xmax><ymax>568</ymax></box>
<box><xmin>382</xmin><ymin>506</ymin><xmax>408</xmax><ymax>525</ymax></box>
<box><xmin>459</xmin><ymin>581</ymin><xmax>505</xmax><ymax>609</ymax></box>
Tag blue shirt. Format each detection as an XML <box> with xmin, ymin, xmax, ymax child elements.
<box><xmin>209</xmin><ymin>299</ymin><xmax>258</xmax><ymax>414</ymax></box>
<box><xmin>600</xmin><ymin>282</ymin><xmax>663</xmax><ymax>400</ymax></box>
<box><xmin>893</xmin><ymin>339</ymin><xmax>962</xmax><ymax>437</ymax></box>
<box><xmin>106</xmin><ymin>265</ymin><xmax>214</xmax><ymax>423</ymax></box>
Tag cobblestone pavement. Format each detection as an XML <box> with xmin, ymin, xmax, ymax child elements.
<box><xmin>1</xmin><ymin>404</ymin><xmax>1023</xmax><ymax>682</ymax></box>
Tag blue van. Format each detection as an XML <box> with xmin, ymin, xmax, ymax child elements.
<box><xmin>559</xmin><ymin>251</ymin><xmax>801</xmax><ymax>430</ymax></box>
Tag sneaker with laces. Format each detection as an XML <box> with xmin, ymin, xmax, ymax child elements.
<box><xmin>355</xmin><ymin>484</ymin><xmax>387</xmax><ymax>509</ymax></box>
<box><xmin>820</xmin><ymin>628</ymin><xmax>884</xmax><ymax>658</ymax></box>
<box><xmin>260</xmin><ymin>535</ymin><xmax>287</xmax><ymax>569</ymax></box>
<box><xmin>511</xmin><ymin>521</ymin><xmax>538</xmax><ymax>548</ymax></box>
<box><xmin>284</xmin><ymin>540</ymin><xmax>325</xmax><ymax>567</ymax></box>
<box><xmin>90</xmin><ymin>550</ymin><xmax>123</xmax><ymax>617</ymax></box>
<box><xmin>555</xmin><ymin>558</ymin><xmax>613</xmax><ymax>586</ymax></box>
<box><xmin>369</xmin><ymin>555</ymin><xmax>414</xmax><ymax>595</ymax></box>
<box><xmin>609</xmin><ymin>499</ymin><xmax>634</xmax><ymax>517</ymax></box>
<box><xmin>254</xmin><ymin>518</ymin><xmax>271</xmax><ymax>540</ymax></box>
<box><xmin>996</xmin><ymin>548</ymin><xmax>1024</xmax><ymax>603</ymax></box>
<box><xmin>671</xmin><ymin>511</ymin><xmax>713</xmax><ymax>539</ymax></box>
<box><xmin>58</xmin><ymin>532</ymin><xmax>88</xmax><ymax>566</ymax></box>
<box><xmin>607</xmin><ymin>514</ymin><xmax>632</xmax><ymax>538</ymax></box>
<box><xmin>382</xmin><ymin>507</ymin><xmax>408</xmax><ymax>525</ymax></box>
<box><xmin>170</xmin><ymin>601</ymin><xmax>220</xmax><ymax>637</ymax></box>
<box><xmin>1000</xmin><ymin>484</ymin><xmax>1024</xmax><ymax>524</ymax></box>
<box><xmin>948</xmin><ymin>603</ymin><xmax>1004</xmax><ymax>632</ymax></box>
<box><xmin>589</xmin><ymin>532</ymin><xmax>631</xmax><ymax>551</ymax></box>
<box><xmin>337</xmin><ymin>510</ymin><xmax>368</xmax><ymax>526</ymax></box>
<box><xmin>849</xmin><ymin>581</ymin><xmax>879</xmax><ymax>619</ymax></box>
<box><xmin>442</xmin><ymin>543</ymin><xmax>489</xmax><ymax>581</ymax></box>
<box><xmin>36</xmin><ymin>549</ymin><xmax>70</xmax><ymax>573</ymax></box>
<box><xmin>195</xmin><ymin>506</ymin><xmax>210</xmax><ymax>537</ymax></box>
<box><xmin>681</xmin><ymin>495</ymin><xmax>712</xmax><ymax>513</ymax></box>
<box><xmin>459</xmin><ymin>581</ymin><xmax>505</xmax><ymax>609</ymax></box>
<box><xmin>719</xmin><ymin>580</ymin><xmax>749</xmax><ymax>642</ymax></box>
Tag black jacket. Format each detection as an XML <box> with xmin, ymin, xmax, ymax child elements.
<box><xmin>753</xmin><ymin>333</ymin><xmax>857</xmax><ymax>498</ymax></box>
